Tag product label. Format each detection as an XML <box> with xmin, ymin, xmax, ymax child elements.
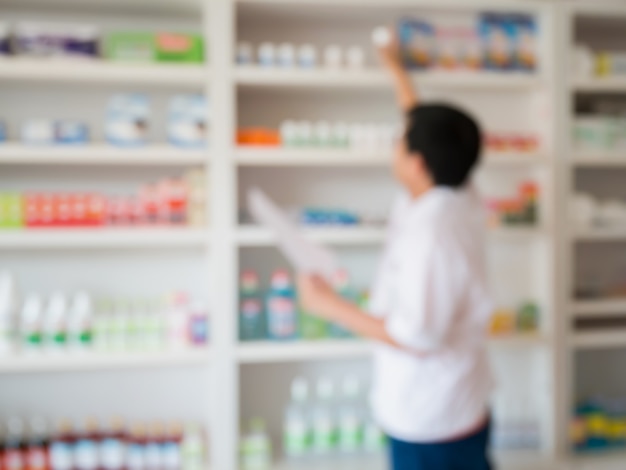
<box><xmin>313</xmin><ymin>417</ymin><xmax>336</xmax><ymax>453</ymax></box>
<box><xmin>161</xmin><ymin>442</ymin><xmax>181</xmax><ymax>470</ymax></box>
<box><xmin>144</xmin><ymin>442</ymin><xmax>162</xmax><ymax>469</ymax></box>
<box><xmin>100</xmin><ymin>438</ymin><xmax>125</xmax><ymax>470</ymax></box>
<box><xmin>284</xmin><ymin>421</ymin><xmax>310</xmax><ymax>456</ymax></box>
<box><xmin>27</xmin><ymin>446</ymin><xmax>48</xmax><ymax>470</ymax></box>
<box><xmin>75</xmin><ymin>439</ymin><xmax>98</xmax><ymax>470</ymax></box>
<box><xmin>49</xmin><ymin>442</ymin><xmax>73</xmax><ymax>470</ymax></box>
<box><xmin>267</xmin><ymin>297</ymin><xmax>296</xmax><ymax>338</ymax></box>
<box><xmin>5</xmin><ymin>449</ymin><xmax>25</xmax><ymax>470</ymax></box>
<box><xmin>339</xmin><ymin>415</ymin><xmax>363</xmax><ymax>451</ymax></box>
<box><xmin>126</xmin><ymin>443</ymin><xmax>145</xmax><ymax>470</ymax></box>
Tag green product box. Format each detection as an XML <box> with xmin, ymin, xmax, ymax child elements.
<box><xmin>154</xmin><ymin>32</ymin><xmax>204</xmax><ymax>63</ymax></box>
<box><xmin>0</xmin><ymin>194</ymin><xmax>24</xmax><ymax>229</ymax></box>
<box><xmin>104</xmin><ymin>32</ymin><xmax>156</xmax><ymax>62</ymax></box>
<box><xmin>299</xmin><ymin>309</ymin><xmax>328</xmax><ymax>340</ymax></box>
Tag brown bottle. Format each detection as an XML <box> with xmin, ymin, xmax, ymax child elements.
<box><xmin>100</xmin><ymin>418</ymin><xmax>126</xmax><ymax>470</ymax></box>
<box><xmin>74</xmin><ymin>418</ymin><xmax>100</xmax><ymax>470</ymax></box>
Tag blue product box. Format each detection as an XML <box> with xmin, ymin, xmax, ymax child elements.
<box><xmin>105</xmin><ymin>94</ymin><xmax>150</xmax><ymax>147</ymax></box>
<box><xmin>168</xmin><ymin>94</ymin><xmax>208</xmax><ymax>148</ymax></box>
<box><xmin>480</xmin><ymin>13</ymin><xmax>516</xmax><ymax>71</ymax></box>
<box><xmin>513</xmin><ymin>14</ymin><xmax>538</xmax><ymax>72</ymax></box>
<box><xmin>397</xmin><ymin>17</ymin><xmax>436</xmax><ymax>70</ymax></box>
<box><xmin>55</xmin><ymin>121</ymin><xmax>89</xmax><ymax>145</ymax></box>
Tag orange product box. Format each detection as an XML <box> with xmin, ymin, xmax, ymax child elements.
<box><xmin>237</xmin><ymin>128</ymin><xmax>281</xmax><ymax>146</ymax></box>
<box><xmin>56</xmin><ymin>194</ymin><xmax>73</xmax><ymax>226</ymax></box>
<box><xmin>84</xmin><ymin>194</ymin><xmax>107</xmax><ymax>226</ymax></box>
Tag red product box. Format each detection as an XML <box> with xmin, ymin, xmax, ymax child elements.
<box><xmin>56</xmin><ymin>194</ymin><xmax>73</xmax><ymax>226</ymax></box>
<box><xmin>140</xmin><ymin>184</ymin><xmax>160</xmax><ymax>225</ymax></box>
<box><xmin>82</xmin><ymin>194</ymin><xmax>106</xmax><ymax>227</ymax></box>
<box><xmin>107</xmin><ymin>196</ymin><xmax>133</xmax><ymax>226</ymax></box>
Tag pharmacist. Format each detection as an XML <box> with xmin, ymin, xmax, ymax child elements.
<box><xmin>298</xmin><ymin>31</ymin><xmax>494</xmax><ymax>470</ymax></box>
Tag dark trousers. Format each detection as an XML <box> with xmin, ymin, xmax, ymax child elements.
<box><xmin>389</xmin><ymin>422</ymin><xmax>493</xmax><ymax>470</ymax></box>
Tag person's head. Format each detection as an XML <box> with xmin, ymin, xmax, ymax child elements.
<box><xmin>393</xmin><ymin>103</ymin><xmax>482</xmax><ymax>196</ymax></box>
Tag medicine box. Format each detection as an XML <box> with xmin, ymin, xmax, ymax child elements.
<box><xmin>105</xmin><ymin>94</ymin><xmax>150</xmax><ymax>147</ymax></box>
<box><xmin>168</xmin><ymin>94</ymin><xmax>208</xmax><ymax>148</ymax></box>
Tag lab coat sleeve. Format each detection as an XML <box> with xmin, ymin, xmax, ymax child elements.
<box><xmin>385</xmin><ymin>232</ymin><xmax>467</xmax><ymax>352</ymax></box>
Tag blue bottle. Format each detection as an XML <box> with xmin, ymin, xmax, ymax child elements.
<box><xmin>266</xmin><ymin>270</ymin><xmax>298</xmax><ymax>341</ymax></box>
<box><xmin>239</xmin><ymin>270</ymin><xmax>266</xmax><ymax>341</ymax></box>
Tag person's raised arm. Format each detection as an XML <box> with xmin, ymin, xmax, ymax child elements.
<box><xmin>375</xmin><ymin>28</ymin><xmax>419</xmax><ymax>112</ymax></box>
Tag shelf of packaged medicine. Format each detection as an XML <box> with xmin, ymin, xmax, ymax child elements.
<box><xmin>0</xmin><ymin>144</ymin><xmax>208</xmax><ymax>166</ymax></box>
<box><xmin>0</xmin><ymin>58</ymin><xmax>209</xmax><ymax>87</ymax></box>
<box><xmin>235</xmin><ymin>0</ymin><xmax>547</xmax><ymax>11</ymax></box>
<box><xmin>571</xmin><ymin>299</ymin><xmax>626</xmax><ymax>318</ymax></box>
<box><xmin>572</xmin><ymin>331</ymin><xmax>626</xmax><ymax>350</ymax></box>
<box><xmin>0</xmin><ymin>0</ymin><xmax>203</xmax><ymax>16</ymax></box>
<box><xmin>0</xmin><ymin>228</ymin><xmax>210</xmax><ymax>249</ymax></box>
<box><xmin>235</xmin><ymin>66</ymin><xmax>543</xmax><ymax>90</ymax></box>
<box><xmin>0</xmin><ymin>347</ymin><xmax>211</xmax><ymax>374</ymax></box>
<box><xmin>236</xmin><ymin>225</ymin><xmax>385</xmax><ymax>247</ymax></box>
<box><xmin>237</xmin><ymin>335</ymin><xmax>549</xmax><ymax>364</ymax></box>
<box><xmin>235</xmin><ymin>147</ymin><xmax>547</xmax><ymax>167</ymax></box>
<box><xmin>571</xmin><ymin>76</ymin><xmax>626</xmax><ymax>93</ymax></box>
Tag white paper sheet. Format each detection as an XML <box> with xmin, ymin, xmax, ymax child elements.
<box><xmin>247</xmin><ymin>188</ymin><xmax>340</xmax><ymax>281</ymax></box>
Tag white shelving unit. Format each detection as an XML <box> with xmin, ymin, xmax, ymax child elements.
<box><xmin>5</xmin><ymin>1</ymin><xmax>618</xmax><ymax>469</ymax></box>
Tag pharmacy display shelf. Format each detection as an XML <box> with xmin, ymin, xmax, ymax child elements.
<box><xmin>571</xmin><ymin>331</ymin><xmax>626</xmax><ymax>350</ymax></box>
<box><xmin>0</xmin><ymin>228</ymin><xmax>209</xmax><ymax>249</ymax></box>
<box><xmin>571</xmin><ymin>77</ymin><xmax>626</xmax><ymax>94</ymax></box>
<box><xmin>235</xmin><ymin>0</ymin><xmax>548</xmax><ymax>10</ymax></box>
<box><xmin>235</xmin><ymin>147</ymin><xmax>390</xmax><ymax>167</ymax></box>
<box><xmin>235</xmin><ymin>66</ymin><xmax>544</xmax><ymax>91</ymax></box>
<box><xmin>236</xmin><ymin>225</ymin><xmax>385</xmax><ymax>247</ymax></box>
<box><xmin>571</xmin><ymin>154</ymin><xmax>626</xmax><ymax>168</ymax></box>
<box><xmin>0</xmin><ymin>348</ymin><xmax>211</xmax><ymax>374</ymax></box>
<box><xmin>571</xmin><ymin>299</ymin><xmax>626</xmax><ymax>318</ymax></box>
<box><xmin>0</xmin><ymin>58</ymin><xmax>209</xmax><ymax>87</ymax></box>
<box><xmin>236</xmin><ymin>225</ymin><xmax>545</xmax><ymax>247</ymax></box>
<box><xmin>0</xmin><ymin>144</ymin><xmax>208</xmax><ymax>166</ymax></box>
<box><xmin>0</xmin><ymin>0</ymin><xmax>203</xmax><ymax>16</ymax></box>
<box><xmin>237</xmin><ymin>335</ymin><xmax>549</xmax><ymax>364</ymax></box>
<box><xmin>572</xmin><ymin>451</ymin><xmax>626</xmax><ymax>470</ymax></box>
<box><xmin>235</xmin><ymin>147</ymin><xmax>547</xmax><ymax>167</ymax></box>
<box><xmin>237</xmin><ymin>340</ymin><xmax>372</xmax><ymax>364</ymax></box>
<box><xmin>571</xmin><ymin>227</ymin><xmax>626</xmax><ymax>242</ymax></box>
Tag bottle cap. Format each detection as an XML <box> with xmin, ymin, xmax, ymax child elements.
<box><xmin>372</xmin><ymin>26</ymin><xmax>392</xmax><ymax>47</ymax></box>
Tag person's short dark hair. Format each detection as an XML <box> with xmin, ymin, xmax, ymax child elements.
<box><xmin>405</xmin><ymin>104</ymin><xmax>482</xmax><ymax>188</ymax></box>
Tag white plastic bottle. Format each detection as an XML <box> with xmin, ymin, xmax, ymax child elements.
<box><xmin>283</xmin><ymin>378</ymin><xmax>311</xmax><ymax>460</ymax></box>
<box><xmin>20</xmin><ymin>293</ymin><xmax>44</xmax><ymax>354</ymax></box>
<box><xmin>258</xmin><ymin>43</ymin><xmax>276</xmax><ymax>67</ymax></box>
<box><xmin>346</xmin><ymin>46</ymin><xmax>365</xmax><ymax>69</ymax></box>
<box><xmin>181</xmin><ymin>423</ymin><xmax>205</xmax><ymax>470</ymax></box>
<box><xmin>311</xmin><ymin>378</ymin><xmax>337</xmax><ymax>458</ymax></box>
<box><xmin>240</xmin><ymin>419</ymin><xmax>271</xmax><ymax>470</ymax></box>
<box><xmin>323</xmin><ymin>46</ymin><xmax>343</xmax><ymax>68</ymax></box>
<box><xmin>277</xmin><ymin>43</ymin><xmax>296</xmax><ymax>67</ymax></box>
<box><xmin>44</xmin><ymin>292</ymin><xmax>68</xmax><ymax>352</ymax></box>
<box><xmin>0</xmin><ymin>271</ymin><xmax>18</xmax><ymax>356</ymax></box>
<box><xmin>236</xmin><ymin>42</ymin><xmax>254</xmax><ymax>65</ymax></box>
<box><xmin>297</xmin><ymin>44</ymin><xmax>317</xmax><ymax>68</ymax></box>
<box><xmin>67</xmin><ymin>291</ymin><xmax>93</xmax><ymax>351</ymax></box>
<box><xmin>337</xmin><ymin>376</ymin><xmax>364</xmax><ymax>455</ymax></box>
<box><xmin>93</xmin><ymin>299</ymin><xmax>113</xmax><ymax>352</ymax></box>
<box><xmin>314</xmin><ymin>121</ymin><xmax>332</xmax><ymax>147</ymax></box>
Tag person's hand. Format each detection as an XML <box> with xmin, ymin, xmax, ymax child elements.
<box><xmin>297</xmin><ymin>274</ymin><xmax>342</xmax><ymax>321</ymax></box>
<box><xmin>375</xmin><ymin>28</ymin><xmax>403</xmax><ymax>71</ymax></box>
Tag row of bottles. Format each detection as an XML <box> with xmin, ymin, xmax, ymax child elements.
<box><xmin>0</xmin><ymin>416</ymin><xmax>206</xmax><ymax>470</ymax></box>
<box><xmin>239</xmin><ymin>270</ymin><xmax>367</xmax><ymax>342</ymax></box>
<box><xmin>0</xmin><ymin>272</ymin><xmax>209</xmax><ymax>356</ymax></box>
<box><xmin>240</xmin><ymin>376</ymin><xmax>385</xmax><ymax>470</ymax></box>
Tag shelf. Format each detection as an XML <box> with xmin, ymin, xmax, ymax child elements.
<box><xmin>235</xmin><ymin>147</ymin><xmax>389</xmax><ymax>166</ymax></box>
<box><xmin>0</xmin><ymin>348</ymin><xmax>210</xmax><ymax>374</ymax></box>
<box><xmin>0</xmin><ymin>58</ymin><xmax>208</xmax><ymax>87</ymax></box>
<box><xmin>573</xmin><ymin>227</ymin><xmax>626</xmax><ymax>242</ymax></box>
<box><xmin>238</xmin><ymin>335</ymin><xmax>548</xmax><ymax>364</ymax></box>
<box><xmin>235</xmin><ymin>147</ymin><xmax>547</xmax><ymax>167</ymax></box>
<box><xmin>235</xmin><ymin>66</ymin><xmax>543</xmax><ymax>91</ymax></box>
<box><xmin>571</xmin><ymin>299</ymin><xmax>626</xmax><ymax>318</ymax></box>
<box><xmin>237</xmin><ymin>225</ymin><xmax>385</xmax><ymax>246</ymax></box>
<box><xmin>237</xmin><ymin>225</ymin><xmax>545</xmax><ymax>247</ymax></box>
<box><xmin>572</xmin><ymin>153</ymin><xmax>626</xmax><ymax>167</ymax></box>
<box><xmin>572</xmin><ymin>331</ymin><xmax>626</xmax><ymax>350</ymax></box>
<box><xmin>237</xmin><ymin>340</ymin><xmax>371</xmax><ymax>363</ymax></box>
<box><xmin>0</xmin><ymin>144</ymin><xmax>208</xmax><ymax>166</ymax></box>
<box><xmin>236</xmin><ymin>0</ymin><xmax>546</xmax><ymax>11</ymax></box>
<box><xmin>0</xmin><ymin>228</ymin><xmax>209</xmax><ymax>249</ymax></box>
<box><xmin>572</xmin><ymin>76</ymin><xmax>626</xmax><ymax>93</ymax></box>
<box><xmin>572</xmin><ymin>451</ymin><xmax>626</xmax><ymax>470</ymax></box>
